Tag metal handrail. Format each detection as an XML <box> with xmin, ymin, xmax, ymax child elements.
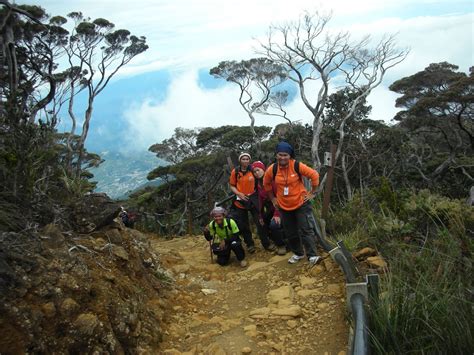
<box><xmin>329</xmin><ymin>242</ymin><xmax>370</xmax><ymax>355</ymax></box>
<box><xmin>350</xmin><ymin>293</ymin><xmax>368</xmax><ymax>355</ymax></box>
<box><xmin>334</xmin><ymin>252</ymin><xmax>357</xmax><ymax>283</ymax></box>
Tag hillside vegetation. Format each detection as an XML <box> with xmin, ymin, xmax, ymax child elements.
<box><xmin>1</xmin><ymin>1</ymin><xmax>472</xmax><ymax>353</ymax></box>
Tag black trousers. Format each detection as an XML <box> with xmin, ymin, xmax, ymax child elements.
<box><xmin>261</xmin><ymin>213</ymin><xmax>286</xmax><ymax>247</ymax></box>
<box><xmin>214</xmin><ymin>236</ymin><xmax>246</xmax><ymax>265</ymax></box>
<box><xmin>279</xmin><ymin>201</ymin><xmax>318</xmax><ymax>258</ymax></box>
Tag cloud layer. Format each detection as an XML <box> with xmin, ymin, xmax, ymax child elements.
<box><xmin>30</xmin><ymin>0</ymin><xmax>473</xmax><ymax>152</ymax></box>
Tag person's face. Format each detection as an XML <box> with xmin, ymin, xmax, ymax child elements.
<box><xmin>276</xmin><ymin>152</ymin><xmax>291</xmax><ymax>166</ymax></box>
<box><xmin>253</xmin><ymin>167</ymin><xmax>265</xmax><ymax>179</ymax></box>
<box><xmin>213</xmin><ymin>213</ymin><xmax>224</xmax><ymax>225</ymax></box>
<box><xmin>240</xmin><ymin>156</ymin><xmax>250</xmax><ymax>168</ymax></box>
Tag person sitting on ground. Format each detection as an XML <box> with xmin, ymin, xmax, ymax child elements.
<box><xmin>251</xmin><ymin>160</ymin><xmax>288</xmax><ymax>256</ymax></box>
<box><xmin>203</xmin><ymin>206</ymin><xmax>247</xmax><ymax>267</ymax></box>
<box><xmin>263</xmin><ymin>141</ymin><xmax>322</xmax><ymax>265</ymax></box>
<box><xmin>229</xmin><ymin>152</ymin><xmax>273</xmax><ymax>253</ymax></box>
<box><xmin>119</xmin><ymin>207</ymin><xmax>137</xmax><ymax>228</ymax></box>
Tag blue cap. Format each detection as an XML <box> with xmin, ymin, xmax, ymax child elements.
<box><xmin>275</xmin><ymin>141</ymin><xmax>294</xmax><ymax>156</ymax></box>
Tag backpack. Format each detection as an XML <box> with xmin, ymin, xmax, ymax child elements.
<box><xmin>271</xmin><ymin>160</ymin><xmax>302</xmax><ymax>181</ymax></box>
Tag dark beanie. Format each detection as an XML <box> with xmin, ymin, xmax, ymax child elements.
<box><xmin>275</xmin><ymin>141</ymin><xmax>294</xmax><ymax>156</ymax></box>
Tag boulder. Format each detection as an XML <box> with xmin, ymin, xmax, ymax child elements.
<box><xmin>204</xmin><ymin>342</ymin><xmax>226</xmax><ymax>355</ymax></box>
<box><xmin>41</xmin><ymin>224</ymin><xmax>65</xmax><ymax>249</ymax></box>
<box><xmin>105</xmin><ymin>229</ymin><xmax>122</xmax><ymax>244</ymax></box>
<box><xmin>74</xmin><ymin>313</ymin><xmax>100</xmax><ymax>336</ymax></box>
<box><xmin>353</xmin><ymin>247</ymin><xmax>377</xmax><ymax>259</ymax></box>
<box><xmin>112</xmin><ymin>246</ymin><xmax>129</xmax><ymax>261</ymax></box>
<box><xmin>271</xmin><ymin>305</ymin><xmax>302</xmax><ymax>317</ymax></box>
<box><xmin>41</xmin><ymin>302</ymin><xmax>56</xmax><ymax>318</ymax></box>
<box><xmin>267</xmin><ymin>286</ymin><xmax>294</xmax><ymax>305</ymax></box>
<box><xmin>367</xmin><ymin>256</ymin><xmax>387</xmax><ymax>268</ymax></box>
<box><xmin>60</xmin><ymin>298</ymin><xmax>80</xmax><ymax>315</ymax></box>
<box><xmin>73</xmin><ymin>193</ymin><xmax>120</xmax><ymax>233</ymax></box>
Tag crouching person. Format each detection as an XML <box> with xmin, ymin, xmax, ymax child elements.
<box><xmin>203</xmin><ymin>206</ymin><xmax>247</xmax><ymax>267</ymax></box>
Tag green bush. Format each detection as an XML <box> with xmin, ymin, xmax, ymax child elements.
<box><xmin>369</xmin><ymin>234</ymin><xmax>473</xmax><ymax>354</ymax></box>
<box><xmin>328</xmin><ymin>188</ymin><xmax>473</xmax><ymax>353</ymax></box>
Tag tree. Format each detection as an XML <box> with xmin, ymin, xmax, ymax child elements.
<box><xmin>260</xmin><ymin>12</ymin><xmax>408</xmax><ymax>170</ymax></box>
<box><xmin>63</xmin><ymin>12</ymin><xmax>148</xmax><ymax>177</ymax></box>
<box><xmin>149</xmin><ymin>128</ymin><xmax>199</xmax><ymax>165</ymax></box>
<box><xmin>389</xmin><ymin>62</ymin><xmax>473</xmax><ymax>196</ymax></box>
<box><xmin>140</xmin><ymin>125</ymin><xmax>273</xmax><ymax>235</ymax></box>
<box><xmin>321</xmin><ymin>88</ymin><xmax>372</xmax><ymax>200</ymax></box>
<box><xmin>0</xmin><ymin>2</ymin><xmax>66</xmax><ymax>123</ymax></box>
<box><xmin>210</xmin><ymin>58</ymin><xmax>287</xmax><ymax>137</ymax></box>
<box><xmin>0</xmin><ymin>2</ymin><xmax>69</xmax><ymax>205</ymax></box>
<box><xmin>0</xmin><ymin>2</ymin><xmax>147</xmax><ymax>229</ymax></box>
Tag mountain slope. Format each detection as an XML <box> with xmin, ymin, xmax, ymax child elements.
<box><xmin>91</xmin><ymin>151</ymin><xmax>165</xmax><ymax>199</ymax></box>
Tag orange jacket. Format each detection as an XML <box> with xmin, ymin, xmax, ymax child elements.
<box><xmin>229</xmin><ymin>167</ymin><xmax>256</xmax><ymax>209</ymax></box>
<box><xmin>263</xmin><ymin>160</ymin><xmax>319</xmax><ymax>211</ymax></box>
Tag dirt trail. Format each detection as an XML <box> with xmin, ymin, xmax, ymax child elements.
<box><xmin>152</xmin><ymin>235</ymin><xmax>349</xmax><ymax>354</ymax></box>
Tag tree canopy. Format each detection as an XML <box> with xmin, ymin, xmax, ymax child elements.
<box><xmin>0</xmin><ymin>1</ymin><xmax>147</xmax><ymax>230</ymax></box>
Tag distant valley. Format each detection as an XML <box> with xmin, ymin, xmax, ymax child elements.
<box><xmin>90</xmin><ymin>151</ymin><xmax>165</xmax><ymax>199</ymax></box>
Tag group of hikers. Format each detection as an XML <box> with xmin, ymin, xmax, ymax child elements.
<box><xmin>203</xmin><ymin>141</ymin><xmax>323</xmax><ymax>268</ymax></box>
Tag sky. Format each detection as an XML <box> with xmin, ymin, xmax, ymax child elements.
<box><xmin>21</xmin><ymin>0</ymin><xmax>474</xmax><ymax>153</ymax></box>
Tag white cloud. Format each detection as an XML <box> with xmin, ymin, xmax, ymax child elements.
<box><xmin>34</xmin><ymin>1</ymin><xmax>472</xmax><ymax>79</ymax></box>
<box><xmin>367</xmin><ymin>85</ymin><xmax>401</xmax><ymax>123</ymax></box>
<box><xmin>121</xmin><ymin>69</ymin><xmax>322</xmax><ymax>151</ymax></box>
<box><xmin>122</xmin><ymin>6</ymin><xmax>472</xmax><ymax>149</ymax></box>
<box><xmin>341</xmin><ymin>13</ymin><xmax>473</xmax><ymax>82</ymax></box>
<box><xmin>29</xmin><ymin>0</ymin><xmax>474</xmax><ymax>148</ymax></box>
<box><xmin>122</xmin><ymin>71</ymin><xmax>246</xmax><ymax>150</ymax></box>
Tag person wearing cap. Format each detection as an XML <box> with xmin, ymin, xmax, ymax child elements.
<box><xmin>203</xmin><ymin>206</ymin><xmax>247</xmax><ymax>267</ymax></box>
<box><xmin>229</xmin><ymin>152</ymin><xmax>272</xmax><ymax>253</ymax></box>
<box><xmin>263</xmin><ymin>141</ymin><xmax>321</xmax><ymax>265</ymax></box>
<box><xmin>251</xmin><ymin>160</ymin><xmax>287</xmax><ymax>256</ymax></box>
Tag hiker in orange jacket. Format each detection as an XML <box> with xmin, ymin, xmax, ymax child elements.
<box><xmin>229</xmin><ymin>153</ymin><xmax>273</xmax><ymax>253</ymax></box>
<box><xmin>263</xmin><ymin>142</ymin><xmax>321</xmax><ymax>265</ymax></box>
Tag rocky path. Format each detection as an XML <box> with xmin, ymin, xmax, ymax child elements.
<box><xmin>151</xmin><ymin>235</ymin><xmax>349</xmax><ymax>354</ymax></box>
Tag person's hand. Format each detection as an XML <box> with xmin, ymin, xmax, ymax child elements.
<box><xmin>272</xmin><ymin>216</ymin><xmax>281</xmax><ymax>225</ymax></box>
<box><xmin>259</xmin><ymin>217</ymin><xmax>264</xmax><ymax>226</ymax></box>
<box><xmin>203</xmin><ymin>226</ymin><xmax>212</xmax><ymax>241</ymax></box>
<box><xmin>271</xmin><ymin>197</ymin><xmax>279</xmax><ymax>209</ymax></box>
<box><xmin>237</xmin><ymin>192</ymin><xmax>249</xmax><ymax>201</ymax></box>
<box><xmin>219</xmin><ymin>240</ymin><xmax>226</xmax><ymax>249</ymax></box>
<box><xmin>304</xmin><ymin>191</ymin><xmax>317</xmax><ymax>202</ymax></box>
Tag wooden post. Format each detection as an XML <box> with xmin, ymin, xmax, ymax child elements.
<box><xmin>186</xmin><ymin>185</ymin><xmax>193</xmax><ymax>235</ymax></box>
<box><xmin>187</xmin><ymin>201</ymin><xmax>193</xmax><ymax>235</ymax></box>
<box><xmin>322</xmin><ymin>143</ymin><xmax>336</xmax><ymax>220</ymax></box>
<box><xmin>226</xmin><ymin>156</ymin><xmax>235</xmax><ymax>171</ymax></box>
<box><xmin>207</xmin><ymin>191</ymin><xmax>214</xmax><ymax>211</ymax></box>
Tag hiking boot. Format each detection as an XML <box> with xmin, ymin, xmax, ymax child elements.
<box><xmin>265</xmin><ymin>243</ymin><xmax>277</xmax><ymax>252</ymax></box>
<box><xmin>240</xmin><ymin>259</ymin><xmax>248</xmax><ymax>267</ymax></box>
<box><xmin>277</xmin><ymin>246</ymin><xmax>287</xmax><ymax>256</ymax></box>
<box><xmin>288</xmin><ymin>254</ymin><xmax>305</xmax><ymax>264</ymax></box>
<box><xmin>247</xmin><ymin>246</ymin><xmax>256</xmax><ymax>254</ymax></box>
<box><xmin>309</xmin><ymin>256</ymin><xmax>321</xmax><ymax>265</ymax></box>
